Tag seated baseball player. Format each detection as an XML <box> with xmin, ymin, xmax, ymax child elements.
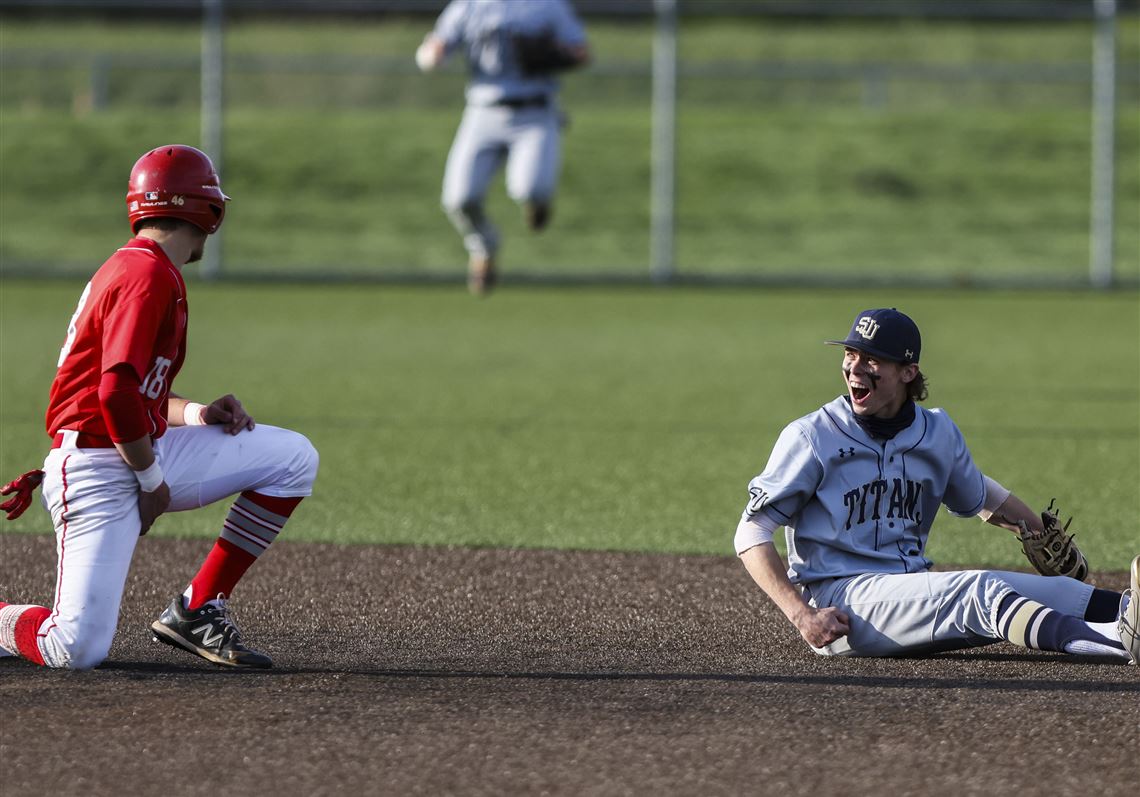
<box><xmin>734</xmin><ymin>308</ymin><xmax>1139</xmax><ymax>663</ymax></box>
<box><xmin>0</xmin><ymin>145</ymin><xmax>319</xmax><ymax>670</ymax></box>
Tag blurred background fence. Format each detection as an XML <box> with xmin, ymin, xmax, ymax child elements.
<box><xmin>0</xmin><ymin>0</ymin><xmax>1137</xmax><ymax>287</ymax></box>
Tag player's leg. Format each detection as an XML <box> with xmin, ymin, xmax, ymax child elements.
<box><xmin>0</xmin><ymin>449</ymin><xmax>142</xmax><ymax>669</ymax></box>
<box><xmin>505</xmin><ymin>106</ymin><xmax>561</xmax><ymax>231</ymax></box>
<box><xmin>442</xmin><ymin>106</ymin><xmax>507</xmax><ymax>290</ymax></box>
<box><xmin>985</xmin><ymin>568</ymin><xmax>1115</xmax><ymax>618</ymax></box>
<box><xmin>809</xmin><ymin>569</ymin><xmax>1128</xmax><ymax>660</ymax></box>
<box><xmin>985</xmin><ymin>570</ymin><xmax>1128</xmax><ymax>659</ymax></box>
<box><xmin>146</xmin><ymin>423</ymin><xmax>317</xmax><ymax>667</ymax></box>
<box><xmin>160</xmin><ymin>423</ymin><xmax>318</xmax><ymax>603</ymax></box>
<box><xmin>804</xmin><ymin>570</ymin><xmax>986</xmax><ymax>656</ymax></box>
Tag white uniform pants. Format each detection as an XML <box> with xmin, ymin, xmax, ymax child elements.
<box><xmin>441</xmin><ymin>103</ymin><xmax>562</xmax><ymax>257</ymax></box>
<box><xmin>804</xmin><ymin>568</ymin><xmax>1094</xmax><ymax>657</ymax></box>
<box><xmin>36</xmin><ymin>424</ymin><xmax>318</xmax><ymax>669</ymax></box>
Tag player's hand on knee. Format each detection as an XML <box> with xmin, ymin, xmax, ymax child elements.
<box><xmin>138</xmin><ymin>481</ymin><xmax>171</xmax><ymax>536</ymax></box>
<box><xmin>205</xmin><ymin>394</ymin><xmax>256</xmax><ymax>435</ymax></box>
<box><xmin>796</xmin><ymin>606</ymin><xmax>851</xmax><ymax>648</ymax></box>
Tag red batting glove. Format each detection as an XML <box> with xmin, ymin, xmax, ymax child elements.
<box><xmin>0</xmin><ymin>469</ymin><xmax>45</xmax><ymax>520</ymax></box>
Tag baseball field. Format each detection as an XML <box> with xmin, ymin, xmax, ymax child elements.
<box><xmin>1</xmin><ymin>283</ymin><xmax>1138</xmax><ymax>795</ymax></box>
<box><xmin>2</xmin><ymin>8</ymin><xmax>1139</xmax><ymax>797</ymax></box>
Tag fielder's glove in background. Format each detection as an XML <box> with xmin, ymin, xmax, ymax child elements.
<box><xmin>1018</xmin><ymin>499</ymin><xmax>1089</xmax><ymax>580</ymax></box>
<box><xmin>1</xmin><ymin>469</ymin><xmax>44</xmax><ymax>521</ymax></box>
<box><xmin>512</xmin><ymin>31</ymin><xmax>580</xmax><ymax>76</ymax></box>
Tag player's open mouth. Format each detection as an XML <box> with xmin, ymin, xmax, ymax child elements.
<box><xmin>849</xmin><ymin>383</ymin><xmax>871</xmax><ymax>403</ymax></box>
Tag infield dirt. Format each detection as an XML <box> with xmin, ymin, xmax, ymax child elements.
<box><xmin>2</xmin><ymin>534</ymin><xmax>1136</xmax><ymax>796</ymax></box>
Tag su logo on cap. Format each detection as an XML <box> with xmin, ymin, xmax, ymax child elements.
<box><xmin>855</xmin><ymin>316</ymin><xmax>880</xmax><ymax>340</ymax></box>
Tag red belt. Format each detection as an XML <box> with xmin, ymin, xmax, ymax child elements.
<box><xmin>51</xmin><ymin>431</ymin><xmax>117</xmax><ymax>449</ymax></box>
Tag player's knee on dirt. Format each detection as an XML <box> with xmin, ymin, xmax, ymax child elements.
<box><xmin>44</xmin><ymin>619</ymin><xmax>116</xmax><ymax>670</ymax></box>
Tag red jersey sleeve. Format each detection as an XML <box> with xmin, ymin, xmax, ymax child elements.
<box><xmin>97</xmin><ymin>366</ymin><xmax>149</xmax><ymax>443</ymax></box>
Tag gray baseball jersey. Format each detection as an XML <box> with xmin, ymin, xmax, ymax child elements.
<box><xmin>739</xmin><ymin>395</ymin><xmax>986</xmax><ymax>583</ymax></box>
<box><xmin>434</xmin><ymin>0</ymin><xmax>587</xmax><ymax>106</ymax></box>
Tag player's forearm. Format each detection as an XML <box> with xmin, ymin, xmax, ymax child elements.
<box><xmin>167</xmin><ymin>395</ymin><xmax>189</xmax><ymax>425</ymax></box>
<box><xmin>975</xmin><ymin>474</ymin><xmax>1040</xmax><ymax>534</ymax></box>
<box><xmin>166</xmin><ymin>396</ymin><xmax>206</xmax><ymax>427</ymax></box>
<box><xmin>740</xmin><ymin>543</ymin><xmax>811</xmax><ymax>624</ymax></box>
<box><xmin>114</xmin><ymin>435</ymin><xmax>157</xmax><ymax>471</ymax></box>
<box><xmin>981</xmin><ymin>492</ymin><xmax>1042</xmax><ymax>535</ymax></box>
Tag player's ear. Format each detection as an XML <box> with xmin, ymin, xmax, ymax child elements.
<box><xmin>900</xmin><ymin>363</ymin><xmax>919</xmax><ymax>384</ymax></box>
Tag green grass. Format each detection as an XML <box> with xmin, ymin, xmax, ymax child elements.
<box><xmin>1</xmin><ymin>106</ymin><xmax>1136</xmax><ymax>281</ymax></box>
<box><xmin>0</xmin><ymin>14</ymin><xmax>1137</xmax><ymax>282</ymax></box>
<box><xmin>2</xmin><ymin>15</ymin><xmax>1137</xmax><ymax>63</ymax></box>
<box><xmin>2</xmin><ymin>281</ymin><xmax>1136</xmax><ymax>569</ymax></box>
<box><xmin>1</xmin><ymin>15</ymin><xmax>1137</xmax><ymax>568</ymax></box>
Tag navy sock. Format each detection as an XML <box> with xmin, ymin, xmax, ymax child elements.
<box><xmin>1084</xmin><ymin>588</ymin><xmax>1122</xmax><ymax>622</ymax></box>
<box><xmin>996</xmin><ymin>592</ymin><xmax>1122</xmax><ymax>653</ymax></box>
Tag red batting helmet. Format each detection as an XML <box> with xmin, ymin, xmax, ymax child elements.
<box><xmin>126</xmin><ymin>145</ymin><xmax>229</xmax><ymax>234</ymax></box>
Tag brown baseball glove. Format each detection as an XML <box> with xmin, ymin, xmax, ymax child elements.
<box><xmin>1018</xmin><ymin>499</ymin><xmax>1088</xmax><ymax>581</ymax></box>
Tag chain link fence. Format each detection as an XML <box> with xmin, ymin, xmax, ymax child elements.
<box><xmin>1</xmin><ymin>2</ymin><xmax>1137</xmax><ymax>287</ymax></box>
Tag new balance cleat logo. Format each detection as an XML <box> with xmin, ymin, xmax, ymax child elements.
<box><xmin>191</xmin><ymin>623</ymin><xmax>224</xmax><ymax>649</ymax></box>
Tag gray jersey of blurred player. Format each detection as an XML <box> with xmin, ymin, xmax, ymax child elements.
<box><xmin>417</xmin><ymin>0</ymin><xmax>588</xmax><ymax>265</ymax></box>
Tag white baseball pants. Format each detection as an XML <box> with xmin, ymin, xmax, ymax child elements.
<box><xmin>35</xmin><ymin>424</ymin><xmax>318</xmax><ymax>669</ymax></box>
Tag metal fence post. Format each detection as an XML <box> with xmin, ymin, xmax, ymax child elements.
<box><xmin>1089</xmin><ymin>0</ymin><xmax>1116</xmax><ymax>289</ymax></box>
<box><xmin>90</xmin><ymin>54</ymin><xmax>109</xmax><ymax>112</ymax></box>
<box><xmin>200</xmin><ymin>0</ymin><xmax>225</xmax><ymax>280</ymax></box>
<box><xmin>650</xmin><ymin>0</ymin><xmax>677</xmax><ymax>284</ymax></box>
<box><xmin>862</xmin><ymin>64</ymin><xmax>889</xmax><ymax>110</ymax></box>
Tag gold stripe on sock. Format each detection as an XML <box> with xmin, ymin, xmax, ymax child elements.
<box><xmin>1005</xmin><ymin>600</ymin><xmax>1047</xmax><ymax>649</ymax></box>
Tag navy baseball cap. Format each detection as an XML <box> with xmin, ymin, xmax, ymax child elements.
<box><xmin>825</xmin><ymin>308</ymin><xmax>921</xmax><ymax>364</ymax></box>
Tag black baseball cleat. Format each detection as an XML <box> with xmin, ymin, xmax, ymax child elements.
<box><xmin>150</xmin><ymin>594</ymin><xmax>273</xmax><ymax>669</ymax></box>
<box><xmin>524</xmin><ymin>201</ymin><xmax>550</xmax><ymax>231</ymax></box>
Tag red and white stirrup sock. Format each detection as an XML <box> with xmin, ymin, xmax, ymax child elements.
<box><xmin>185</xmin><ymin>491</ymin><xmax>303</xmax><ymax>610</ymax></box>
<box><xmin>0</xmin><ymin>603</ymin><xmax>51</xmax><ymax>665</ymax></box>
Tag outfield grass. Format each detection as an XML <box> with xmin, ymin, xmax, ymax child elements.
<box><xmin>1</xmin><ymin>106</ymin><xmax>1136</xmax><ymax>281</ymax></box>
<box><xmin>3</xmin><ymin>15</ymin><xmax>1137</xmax><ymax>65</ymax></box>
<box><xmin>1</xmin><ymin>281</ymin><xmax>1136</xmax><ymax>569</ymax></box>
<box><xmin>1</xmin><ymin>14</ymin><xmax>1137</xmax><ymax>282</ymax></box>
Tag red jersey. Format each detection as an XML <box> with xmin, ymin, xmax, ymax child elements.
<box><xmin>45</xmin><ymin>237</ymin><xmax>188</xmax><ymax>442</ymax></box>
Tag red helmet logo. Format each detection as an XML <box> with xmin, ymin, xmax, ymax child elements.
<box><xmin>126</xmin><ymin>145</ymin><xmax>230</xmax><ymax>234</ymax></box>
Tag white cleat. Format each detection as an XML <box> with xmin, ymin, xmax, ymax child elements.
<box><xmin>1118</xmin><ymin>555</ymin><xmax>1140</xmax><ymax>665</ymax></box>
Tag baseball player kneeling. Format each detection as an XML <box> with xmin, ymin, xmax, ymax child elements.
<box><xmin>735</xmin><ymin>308</ymin><xmax>1139</xmax><ymax>664</ymax></box>
<box><xmin>0</xmin><ymin>145</ymin><xmax>319</xmax><ymax>670</ymax></box>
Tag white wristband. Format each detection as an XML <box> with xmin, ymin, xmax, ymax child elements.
<box><xmin>183</xmin><ymin>402</ymin><xmax>207</xmax><ymax>426</ymax></box>
<box><xmin>134</xmin><ymin>461</ymin><xmax>164</xmax><ymax>493</ymax></box>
